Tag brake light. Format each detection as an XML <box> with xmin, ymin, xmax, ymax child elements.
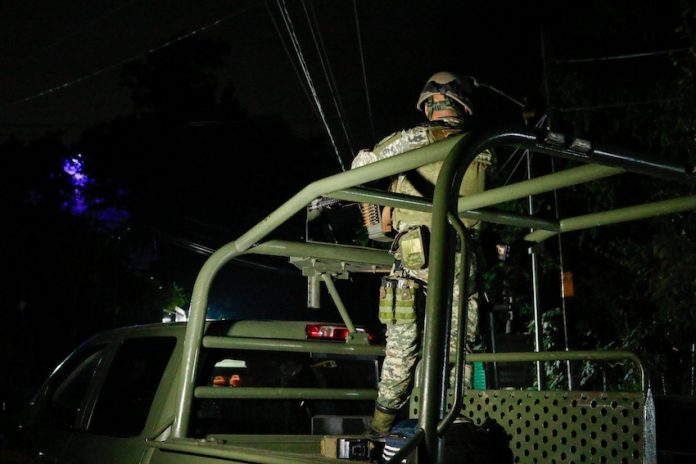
<box><xmin>305</xmin><ymin>324</ymin><xmax>374</xmax><ymax>343</ymax></box>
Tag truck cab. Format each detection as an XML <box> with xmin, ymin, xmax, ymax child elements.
<box><xmin>8</xmin><ymin>320</ymin><xmax>380</xmax><ymax>463</ymax></box>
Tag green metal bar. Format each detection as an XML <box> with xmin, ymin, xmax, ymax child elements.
<box><xmin>234</xmin><ymin>134</ymin><xmax>463</xmax><ymax>253</ymax></box>
<box><xmin>329</xmin><ymin>187</ymin><xmax>431</xmax><ymax>212</ymax></box>
<box><xmin>149</xmin><ymin>439</ymin><xmax>324</xmax><ymax>464</ymax></box>
<box><xmin>328</xmin><ymin>187</ymin><xmax>560</xmax><ymax>231</ymax></box>
<box><xmin>172</xmin><ymin>245</ymin><xmax>230</xmax><ymax>438</ymax></box>
<box><xmin>173</xmin><ymin>126</ymin><xmax>690</xmax><ymax>444</ymax></box>
<box><xmin>590</xmin><ymin>145</ymin><xmax>695</xmax><ymax>183</ymax></box>
<box><xmin>456</xmin><ymin>164</ymin><xmax>625</xmax><ymax>212</ymax></box>
<box><xmin>320</xmin><ymin>273</ymin><xmax>356</xmax><ymax>333</ymax></box>
<box><xmin>202</xmin><ymin>336</ymin><xmax>385</xmax><ymax>356</ymax></box>
<box><xmin>421</xmin><ymin>137</ymin><xmax>475</xmax><ymax>463</ymax></box>
<box><xmin>437</xmin><ymin>213</ymin><xmax>470</xmax><ymax>437</ymax></box>
<box><xmin>419</xmin><ymin>128</ymin><xmax>637</xmax><ymax>462</ymax></box>
<box><xmin>525</xmin><ymin>195</ymin><xmax>696</xmax><ymax>242</ymax></box>
<box><xmin>172</xmin><ymin>242</ymin><xmax>389</xmax><ymax>438</ymax></box>
<box><xmin>460</xmin><ymin>208</ymin><xmax>559</xmax><ymax>231</ymax></box>
<box><xmin>195</xmin><ymin>387</ymin><xmax>377</xmax><ymax>400</ymax></box>
<box><xmin>249</xmin><ymin>240</ymin><xmax>393</xmax><ymax>267</ymax></box>
<box><xmin>507</xmin><ymin>128</ymin><xmax>695</xmax><ymax>184</ymax></box>
<box><xmin>465</xmin><ymin>349</ymin><xmax>641</xmax><ymax>362</ymax></box>
<box><xmin>172</xmin><ymin>137</ymin><xmax>464</xmax><ymax>439</ymax></box>
<box><xmin>465</xmin><ymin>350</ymin><xmax>646</xmax><ymax>391</ymax></box>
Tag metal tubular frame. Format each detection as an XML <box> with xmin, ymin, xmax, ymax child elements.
<box><xmin>150</xmin><ymin>440</ymin><xmax>339</xmax><ymax>464</ymax></box>
<box><xmin>329</xmin><ymin>187</ymin><xmax>562</xmax><ymax>231</ymax></box>
<box><xmin>320</xmin><ymin>273</ymin><xmax>357</xmax><ymax>333</ymax></box>
<box><xmin>202</xmin><ymin>336</ymin><xmax>385</xmax><ymax>356</ymax></box>
<box><xmin>194</xmin><ymin>387</ymin><xmax>377</xmax><ymax>401</ymax></box>
<box><xmin>171</xmin><ymin>125</ymin><xmax>696</xmax><ymax>457</ymax></box>
<box><xmin>437</xmin><ymin>213</ymin><xmax>471</xmax><ymax>436</ymax></box>
<box><xmin>464</xmin><ymin>350</ymin><xmax>646</xmax><ymax>391</ymax></box>
<box><xmin>416</xmin><ymin>127</ymin><xmax>694</xmax><ymax>462</ymax></box>
<box><xmin>525</xmin><ymin>195</ymin><xmax>696</xmax><ymax>242</ymax></box>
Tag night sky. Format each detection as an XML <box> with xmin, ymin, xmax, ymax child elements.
<box><xmin>0</xmin><ymin>1</ymin><xmax>686</xmax><ymax>146</ymax></box>
<box><xmin>0</xmin><ymin>0</ymin><xmax>693</xmax><ymax>397</ymax></box>
<box><xmin>4</xmin><ymin>0</ymin><xmax>681</xmax><ymax>145</ymax></box>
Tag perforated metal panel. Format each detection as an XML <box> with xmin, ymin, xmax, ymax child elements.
<box><xmin>412</xmin><ymin>389</ymin><xmax>646</xmax><ymax>463</ymax></box>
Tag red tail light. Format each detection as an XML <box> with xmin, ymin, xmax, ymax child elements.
<box><xmin>305</xmin><ymin>324</ymin><xmax>374</xmax><ymax>343</ymax></box>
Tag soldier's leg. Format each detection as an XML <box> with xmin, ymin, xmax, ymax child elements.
<box><xmin>372</xmin><ymin>279</ymin><xmax>419</xmax><ymax>434</ymax></box>
<box><xmin>375</xmin><ymin>322</ymin><xmax>418</xmax><ymax>408</ymax></box>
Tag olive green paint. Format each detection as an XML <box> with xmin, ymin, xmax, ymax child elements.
<box><xmin>194</xmin><ymin>387</ymin><xmax>377</xmax><ymax>401</ymax></box>
<box><xmin>525</xmin><ymin>195</ymin><xmax>696</xmax><ymax>242</ymax></box>
<box><xmin>169</xmin><ymin>126</ymin><xmax>694</xmax><ymax>462</ymax></box>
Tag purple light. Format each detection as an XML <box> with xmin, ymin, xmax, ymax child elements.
<box><xmin>61</xmin><ymin>154</ymin><xmax>92</xmax><ymax>216</ymax></box>
<box><xmin>63</xmin><ymin>155</ymin><xmax>90</xmax><ymax>188</ymax></box>
<box><xmin>57</xmin><ymin>154</ymin><xmax>132</xmax><ymax>233</ymax></box>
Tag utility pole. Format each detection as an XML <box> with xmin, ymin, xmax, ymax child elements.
<box><xmin>527</xmin><ymin>151</ymin><xmax>545</xmax><ymax>390</ymax></box>
<box><xmin>553</xmin><ymin>175</ymin><xmax>575</xmax><ymax>390</ymax></box>
<box><xmin>541</xmin><ymin>26</ymin><xmax>575</xmax><ymax>390</ymax></box>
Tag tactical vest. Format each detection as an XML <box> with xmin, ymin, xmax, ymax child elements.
<box><xmin>372</xmin><ymin>122</ymin><xmax>491</xmax><ymax>231</ymax></box>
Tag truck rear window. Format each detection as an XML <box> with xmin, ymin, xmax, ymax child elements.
<box><xmin>191</xmin><ymin>349</ymin><xmax>378</xmax><ymax>436</ymax></box>
<box><xmin>88</xmin><ymin>336</ymin><xmax>176</xmax><ymax>437</ymax></box>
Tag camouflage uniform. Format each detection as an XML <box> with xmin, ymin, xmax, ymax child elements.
<box><xmin>352</xmin><ymin>119</ymin><xmax>491</xmax><ymax>413</ymax></box>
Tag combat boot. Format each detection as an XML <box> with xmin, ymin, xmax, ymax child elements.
<box><xmin>370</xmin><ymin>409</ymin><xmax>396</xmax><ymax>435</ymax></box>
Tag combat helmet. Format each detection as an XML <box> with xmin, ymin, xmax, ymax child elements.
<box><xmin>416</xmin><ymin>71</ymin><xmax>474</xmax><ymax>115</ymax></box>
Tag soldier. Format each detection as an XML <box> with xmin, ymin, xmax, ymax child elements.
<box><xmin>351</xmin><ymin>71</ymin><xmax>492</xmax><ymax>435</ymax></box>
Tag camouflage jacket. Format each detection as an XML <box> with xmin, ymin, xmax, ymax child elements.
<box><xmin>351</xmin><ymin>120</ymin><xmax>491</xmax><ymax>230</ymax></box>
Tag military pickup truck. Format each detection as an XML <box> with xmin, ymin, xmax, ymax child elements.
<box><xmin>7</xmin><ymin>320</ymin><xmax>383</xmax><ymax>463</ymax></box>
<box><xmin>5</xmin><ymin>126</ymin><xmax>696</xmax><ymax>463</ymax></box>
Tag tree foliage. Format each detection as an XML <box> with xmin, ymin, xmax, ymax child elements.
<box><xmin>523</xmin><ymin>2</ymin><xmax>696</xmax><ymax>392</ymax></box>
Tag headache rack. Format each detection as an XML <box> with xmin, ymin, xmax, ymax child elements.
<box><xmin>159</xmin><ymin>126</ymin><xmax>696</xmax><ymax>463</ymax></box>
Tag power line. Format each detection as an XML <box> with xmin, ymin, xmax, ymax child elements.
<box><xmin>0</xmin><ymin>122</ymin><xmax>94</xmax><ymax>128</ymax></box>
<box><xmin>555</xmin><ymin>47</ymin><xmax>690</xmax><ymax>64</ymax></box>
<box><xmin>469</xmin><ymin>76</ymin><xmax>525</xmax><ymax>108</ymax></box>
<box><xmin>152</xmin><ymin>227</ymin><xmax>293</xmax><ymax>274</ymax></box>
<box><xmin>275</xmin><ymin>0</ymin><xmax>346</xmax><ymax>171</ymax></box>
<box><xmin>559</xmin><ymin>98</ymin><xmax>680</xmax><ymax>112</ymax></box>
<box><xmin>11</xmin><ymin>0</ymin><xmax>143</xmax><ymax>71</ymax></box>
<box><xmin>0</xmin><ymin>2</ymin><xmax>262</xmax><ymax>112</ymax></box>
<box><xmin>352</xmin><ymin>0</ymin><xmax>376</xmax><ymax>141</ymax></box>
<box><xmin>302</xmin><ymin>0</ymin><xmax>355</xmax><ymax>155</ymax></box>
<box><xmin>264</xmin><ymin>0</ymin><xmax>320</xmax><ymax>123</ymax></box>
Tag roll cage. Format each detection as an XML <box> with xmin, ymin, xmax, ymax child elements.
<box><xmin>162</xmin><ymin>126</ymin><xmax>696</xmax><ymax>463</ymax></box>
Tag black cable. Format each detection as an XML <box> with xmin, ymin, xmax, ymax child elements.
<box><xmin>467</xmin><ymin>76</ymin><xmax>525</xmax><ymax>108</ymax></box>
<box><xmin>302</xmin><ymin>0</ymin><xmax>355</xmax><ymax>155</ymax></box>
<box><xmin>264</xmin><ymin>0</ymin><xmax>319</xmax><ymax>123</ymax></box>
<box><xmin>10</xmin><ymin>0</ymin><xmax>143</xmax><ymax>71</ymax></box>
<box><xmin>555</xmin><ymin>47</ymin><xmax>690</xmax><ymax>64</ymax></box>
<box><xmin>559</xmin><ymin>98</ymin><xmax>681</xmax><ymax>112</ymax></box>
<box><xmin>0</xmin><ymin>2</ymin><xmax>262</xmax><ymax>111</ymax></box>
<box><xmin>352</xmin><ymin>0</ymin><xmax>376</xmax><ymax>141</ymax></box>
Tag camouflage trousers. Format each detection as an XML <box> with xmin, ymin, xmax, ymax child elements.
<box><xmin>376</xmin><ymin>257</ymin><xmax>478</xmax><ymax>412</ymax></box>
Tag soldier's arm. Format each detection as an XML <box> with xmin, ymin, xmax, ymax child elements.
<box><xmin>350</xmin><ymin>148</ymin><xmax>380</xmax><ymax>169</ymax></box>
<box><xmin>374</xmin><ymin>126</ymin><xmax>431</xmax><ymax>158</ymax></box>
<box><xmin>474</xmin><ymin>148</ymin><xmax>493</xmax><ymax>167</ymax></box>
<box><xmin>351</xmin><ymin>125</ymin><xmax>434</xmax><ymax>171</ymax></box>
